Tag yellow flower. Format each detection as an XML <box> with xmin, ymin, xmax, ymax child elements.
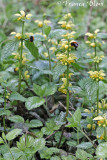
<box><xmin>87</xmin><ymin>124</ymin><xmax>91</xmax><ymax>129</ymax></box>
<box><xmin>56</xmin><ymin>53</ymin><xmax>77</xmax><ymax>65</ymax></box>
<box><xmin>15</xmin><ymin>33</ymin><xmax>22</xmax><ymax>40</ymax></box>
<box><xmin>94</xmin><ymin>29</ymin><xmax>100</xmax><ymax>34</ymax></box>
<box><xmin>85</xmin><ymin>32</ymin><xmax>95</xmax><ymax>38</ymax></box>
<box><xmin>92</xmin><ymin>124</ymin><xmax>96</xmax><ymax>130</ymax></box>
<box><xmin>58</xmin><ymin>77</ymin><xmax>72</xmax><ymax>94</ymax></box>
<box><xmin>86</xmin><ymin>52</ymin><xmax>95</xmax><ymax>58</ymax></box>
<box><xmin>24</xmin><ymin>70</ymin><xmax>30</xmax><ymax>79</ymax></box>
<box><xmin>88</xmin><ymin>70</ymin><xmax>105</xmax><ymax>81</ymax></box>
<box><xmin>10</xmin><ymin>32</ymin><xmax>22</xmax><ymax>40</ymax></box>
<box><xmin>86</xmin><ymin>41</ymin><xmax>91</xmax><ymax>44</ymax></box>
<box><xmin>12</xmin><ymin>52</ymin><xmax>20</xmax><ymax>59</ymax></box>
<box><xmin>93</xmin><ymin>55</ymin><xmax>104</xmax><ymax>63</ymax></box>
<box><xmin>44</xmin><ymin>52</ymin><xmax>48</xmax><ymax>57</ymax></box>
<box><xmin>62</xmin><ymin>31</ymin><xmax>76</xmax><ymax>39</ymax></box>
<box><xmin>63</xmin><ymin>13</ymin><xmax>72</xmax><ymax>19</ymax></box>
<box><xmin>50</xmin><ymin>47</ymin><xmax>56</xmax><ymax>52</ymax></box>
<box><xmin>84</xmin><ymin>109</ymin><xmax>90</xmax><ymax>113</ymax></box>
<box><xmin>90</xmin><ymin>42</ymin><xmax>96</xmax><ymax>48</ymax></box>
<box><xmin>25</xmin><ymin>32</ymin><xmax>33</xmax><ymax>38</ymax></box>
<box><xmin>15</xmin><ymin>10</ymin><xmax>32</xmax><ymax>21</ymax></box>
<box><xmin>93</xmin><ymin>115</ymin><xmax>107</xmax><ymax>128</ymax></box>
<box><xmin>35</xmin><ymin>20</ymin><xmax>43</xmax><ymax>27</ymax></box>
<box><xmin>58</xmin><ymin>21</ymin><xmax>66</xmax><ymax>28</ymax></box>
<box><xmin>15</xmin><ymin>67</ymin><xmax>19</xmax><ymax>71</ymax></box>
<box><xmin>44</xmin><ymin>20</ymin><xmax>51</xmax><ymax>25</ymax></box>
<box><xmin>26</xmin><ymin>13</ymin><xmax>32</xmax><ymax>20</ymax></box>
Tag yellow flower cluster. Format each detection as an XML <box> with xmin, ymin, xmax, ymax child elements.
<box><xmin>12</xmin><ymin>52</ymin><xmax>28</xmax><ymax>67</ymax></box>
<box><xmin>15</xmin><ymin>10</ymin><xmax>32</xmax><ymax>21</ymax></box>
<box><xmin>93</xmin><ymin>116</ymin><xmax>107</xmax><ymax>128</ymax></box>
<box><xmin>24</xmin><ymin>70</ymin><xmax>30</xmax><ymax>79</ymax></box>
<box><xmin>48</xmin><ymin>39</ymin><xmax>58</xmax><ymax>45</ymax></box>
<box><xmin>59</xmin><ymin>40</ymin><xmax>69</xmax><ymax>50</ymax></box>
<box><xmin>85</xmin><ymin>29</ymin><xmax>100</xmax><ymax>39</ymax></box>
<box><xmin>62</xmin><ymin>31</ymin><xmax>76</xmax><ymax>39</ymax></box>
<box><xmin>58</xmin><ymin>78</ymin><xmax>72</xmax><ymax>94</ymax></box>
<box><xmin>88</xmin><ymin>70</ymin><xmax>105</xmax><ymax>81</ymax></box>
<box><xmin>49</xmin><ymin>47</ymin><xmax>56</xmax><ymax>52</ymax></box>
<box><xmin>35</xmin><ymin>20</ymin><xmax>51</xmax><ymax>28</ymax></box>
<box><xmin>10</xmin><ymin>32</ymin><xmax>34</xmax><ymax>40</ymax></box>
<box><xmin>85</xmin><ymin>29</ymin><xmax>101</xmax><ymax>48</ymax></box>
<box><xmin>10</xmin><ymin>32</ymin><xmax>22</xmax><ymax>40</ymax></box>
<box><xmin>56</xmin><ymin>53</ymin><xmax>77</xmax><ymax>65</ymax></box>
<box><xmin>58</xmin><ymin>21</ymin><xmax>75</xmax><ymax>30</ymax></box>
<box><xmin>63</xmin><ymin>13</ymin><xmax>72</xmax><ymax>19</ymax></box>
<box><xmin>58</xmin><ymin>13</ymin><xmax>74</xmax><ymax>30</ymax></box>
<box><xmin>98</xmin><ymin>99</ymin><xmax>107</xmax><ymax>110</ymax></box>
<box><xmin>87</xmin><ymin>52</ymin><xmax>95</xmax><ymax>58</ymax></box>
<box><xmin>97</xmin><ymin>133</ymin><xmax>105</xmax><ymax>140</ymax></box>
<box><xmin>93</xmin><ymin>55</ymin><xmax>104</xmax><ymax>63</ymax></box>
<box><xmin>60</xmin><ymin>73</ymin><xmax>73</xmax><ymax>79</ymax></box>
<box><xmin>97</xmin><ymin>118</ymin><xmax>107</xmax><ymax>128</ymax></box>
<box><xmin>6</xmin><ymin>93</ymin><xmax>10</xmax><ymax>99</ymax></box>
<box><xmin>87</xmin><ymin>124</ymin><xmax>96</xmax><ymax>130</ymax></box>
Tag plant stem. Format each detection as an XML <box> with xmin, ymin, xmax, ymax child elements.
<box><xmin>65</xmin><ymin>41</ymin><xmax>70</xmax><ymax>120</ymax></box>
<box><xmin>18</xmin><ymin>21</ymin><xmax>24</xmax><ymax>93</ymax></box>
<box><xmin>58</xmin><ymin>41</ymin><xmax>70</xmax><ymax>148</ymax></box>
<box><xmin>77</xmin><ymin>128</ymin><xmax>79</xmax><ymax>144</ymax></box>
<box><xmin>97</xmin><ymin>61</ymin><xmax>99</xmax><ymax>115</ymax></box>
<box><xmin>94</xmin><ymin>38</ymin><xmax>99</xmax><ymax>116</ymax></box>
<box><xmin>47</xmin><ymin>45</ymin><xmax>52</xmax><ymax>82</ymax></box>
<box><xmin>94</xmin><ymin>38</ymin><xmax>97</xmax><ymax>70</ymax></box>
<box><xmin>3</xmin><ymin>87</ymin><xmax>6</xmax><ymax>133</ymax></box>
<box><xmin>57</xmin><ymin>125</ymin><xmax>65</xmax><ymax>148</ymax></box>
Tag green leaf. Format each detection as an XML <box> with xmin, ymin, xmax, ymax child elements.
<box><xmin>67</xmin><ymin>141</ymin><xmax>77</xmax><ymax>147</ymax></box>
<box><xmin>0</xmin><ymin>137</ymin><xmax>4</xmax><ymax>144</ymax></box>
<box><xmin>3</xmin><ymin>147</ymin><xmax>23</xmax><ymax>160</ymax></box>
<box><xmin>44</xmin><ymin>25</ymin><xmax>51</xmax><ymax>36</ymax></box>
<box><xmin>96</xmin><ymin>142</ymin><xmax>107</xmax><ymax>158</ymax></box>
<box><xmin>61</xmin><ymin>155</ymin><xmax>76</xmax><ymax>160</ymax></box>
<box><xmin>77</xmin><ymin>142</ymin><xmax>93</xmax><ymax>149</ymax></box>
<box><xmin>96</xmin><ymin>127</ymin><xmax>104</xmax><ymax>137</ymax></box>
<box><xmin>25</xmin><ymin>41</ymin><xmax>39</xmax><ymax>59</ymax></box>
<box><xmin>78</xmin><ymin>78</ymin><xmax>98</xmax><ymax>103</ymax></box>
<box><xmin>33</xmin><ymin>83</ymin><xmax>45</xmax><ymax>97</ymax></box>
<box><xmin>73</xmin><ymin>108</ymin><xmax>81</xmax><ymax>123</ymax></box>
<box><xmin>67</xmin><ymin>108</ymin><xmax>81</xmax><ymax>128</ymax></box>
<box><xmin>53</xmin><ymin>63</ymin><xmax>66</xmax><ymax>80</ymax></box>
<box><xmin>42</xmin><ymin>118</ymin><xmax>61</xmax><ymax>135</ymax></box>
<box><xmin>76</xmin><ymin>149</ymin><xmax>93</xmax><ymax>160</ymax></box>
<box><xmin>33</xmin><ymin>83</ymin><xmax>57</xmax><ymax>97</ymax></box>
<box><xmin>43</xmin><ymin>83</ymin><xmax>57</xmax><ymax>96</ymax></box>
<box><xmin>27</xmin><ymin>119</ymin><xmax>43</xmax><ymax>128</ymax></box>
<box><xmin>25</xmin><ymin>96</ymin><xmax>45</xmax><ymax>110</ymax></box>
<box><xmin>6</xmin><ymin>129</ymin><xmax>22</xmax><ymax>141</ymax></box>
<box><xmin>33</xmin><ymin>138</ymin><xmax>46</xmax><ymax>152</ymax></box>
<box><xmin>2</xmin><ymin>132</ymin><xmax>6</xmax><ymax>141</ymax></box>
<box><xmin>97</xmin><ymin>33</ymin><xmax>107</xmax><ymax>39</ymax></box>
<box><xmin>18</xmin><ymin>135</ymin><xmax>35</xmax><ymax>149</ymax></box>
<box><xmin>34</xmin><ymin>34</ymin><xmax>46</xmax><ymax>42</ymax></box>
<box><xmin>8</xmin><ymin>115</ymin><xmax>24</xmax><ymax>123</ymax></box>
<box><xmin>51</xmin><ymin>156</ymin><xmax>61</xmax><ymax>160</ymax></box>
<box><xmin>1</xmin><ymin>39</ymin><xmax>19</xmax><ymax>61</ymax></box>
<box><xmin>9</xmin><ymin>92</ymin><xmax>26</xmax><ymax>102</ymax></box>
<box><xmin>39</xmin><ymin>147</ymin><xmax>59</xmax><ymax>159</ymax></box>
<box><xmin>49</xmin><ymin>29</ymin><xmax>67</xmax><ymax>39</ymax></box>
<box><xmin>0</xmin><ymin>109</ymin><xmax>11</xmax><ymax>116</ymax></box>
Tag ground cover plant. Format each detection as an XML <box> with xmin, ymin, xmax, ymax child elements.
<box><xmin>0</xmin><ymin>0</ymin><xmax>107</xmax><ymax>159</ymax></box>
